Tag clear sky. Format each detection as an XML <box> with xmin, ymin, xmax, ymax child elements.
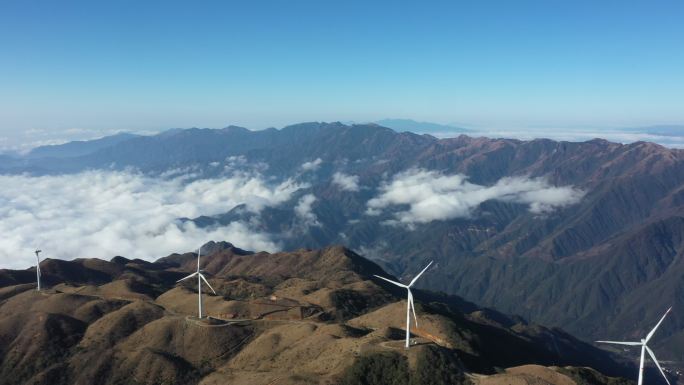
<box><xmin>1</xmin><ymin>0</ymin><xmax>683</xmax><ymax>144</ymax></box>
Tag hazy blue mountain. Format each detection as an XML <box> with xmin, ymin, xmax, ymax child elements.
<box><xmin>624</xmin><ymin>125</ymin><xmax>684</xmax><ymax>137</ymax></box>
<box><xmin>24</xmin><ymin>132</ymin><xmax>141</xmax><ymax>159</ymax></box>
<box><xmin>375</xmin><ymin>118</ymin><xmax>472</xmax><ymax>134</ymax></box>
<box><xmin>0</xmin><ymin>154</ymin><xmax>17</xmax><ymax>164</ymax></box>
<box><xmin>0</xmin><ymin>153</ymin><xmax>23</xmax><ymax>172</ymax></box>
<box><xmin>2</xmin><ymin>122</ymin><xmax>427</xmax><ymax>175</ymax></box>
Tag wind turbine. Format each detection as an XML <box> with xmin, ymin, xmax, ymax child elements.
<box><xmin>34</xmin><ymin>249</ymin><xmax>42</xmax><ymax>291</ymax></box>
<box><xmin>597</xmin><ymin>307</ymin><xmax>673</xmax><ymax>385</ymax></box>
<box><xmin>176</xmin><ymin>246</ymin><xmax>216</xmax><ymax>319</ymax></box>
<box><xmin>373</xmin><ymin>261</ymin><xmax>433</xmax><ymax>348</ymax></box>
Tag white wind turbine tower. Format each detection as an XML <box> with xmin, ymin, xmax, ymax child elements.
<box><xmin>597</xmin><ymin>307</ymin><xmax>673</xmax><ymax>385</ymax></box>
<box><xmin>373</xmin><ymin>261</ymin><xmax>433</xmax><ymax>348</ymax></box>
<box><xmin>177</xmin><ymin>246</ymin><xmax>216</xmax><ymax>319</ymax></box>
<box><xmin>34</xmin><ymin>249</ymin><xmax>42</xmax><ymax>291</ymax></box>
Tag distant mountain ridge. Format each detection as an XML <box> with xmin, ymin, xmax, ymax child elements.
<box><xmin>2</xmin><ymin>122</ymin><xmax>684</xmax><ymax>371</ymax></box>
<box><xmin>624</xmin><ymin>125</ymin><xmax>684</xmax><ymax>137</ymax></box>
<box><xmin>374</xmin><ymin>118</ymin><xmax>472</xmax><ymax>134</ymax></box>
<box><xmin>24</xmin><ymin>132</ymin><xmax>141</xmax><ymax>159</ymax></box>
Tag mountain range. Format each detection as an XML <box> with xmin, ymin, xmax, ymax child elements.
<box><xmin>0</xmin><ymin>242</ymin><xmax>637</xmax><ymax>385</ymax></box>
<box><xmin>373</xmin><ymin>119</ymin><xmax>472</xmax><ymax>135</ymax></box>
<box><xmin>2</xmin><ymin>122</ymin><xmax>683</xmax><ymax>371</ymax></box>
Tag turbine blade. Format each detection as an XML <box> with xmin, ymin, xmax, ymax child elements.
<box><xmin>176</xmin><ymin>272</ymin><xmax>198</xmax><ymax>283</ymax></box>
<box><xmin>638</xmin><ymin>346</ymin><xmax>645</xmax><ymax>385</ymax></box>
<box><xmin>199</xmin><ymin>274</ymin><xmax>217</xmax><ymax>294</ymax></box>
<box><xmin>646</xmin><ymin>307</ymin><xmax>672</xmax><ymax>343</ymax></box>
<box><xmin>197</xmin><ymin>247</ymin><xmax>201</xmax><ymax>272</ymax></box>
<box><xmin>373</xmin><ymin>274</ymin><xmax>408</xmax><ymax>288</ymax></box>
<box><xmin>645</xmin><ymin>345</ymin><xmax>671</xmax><ymax>385</ymax></box>
<box><xmin>595</xmin><ymin>340</ymin><xmax>642</xmax><ymax>346</ymax></box>
<box><xmin>408</xmin><ymin>261</ymin><xmax>433</xmax><ymax>287</ymax></box>
<box><xmin>408</xmin><ymin>290</ymin><xmax>418</xmax><ymax>328</ymax></box>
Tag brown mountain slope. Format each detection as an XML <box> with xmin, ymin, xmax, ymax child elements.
<box><xmin>0</xmin><ymin>243</ymin><xmax>639</xmax><ymax>385</ymax></box>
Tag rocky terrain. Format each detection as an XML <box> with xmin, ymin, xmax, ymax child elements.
<box><xmin>0</xmin><ymin>242</ymin><xmax>643</xmax><ymax>385</ymax></box>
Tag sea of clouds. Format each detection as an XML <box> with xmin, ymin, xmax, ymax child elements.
<box><xmin>0</xmin><ymin>170</ymin><xmax>307</xmax><ymax>269</ymax></box>
<box><xmin>0</xmin><ymin>165</ymin><xmax>585</xmax><ymax>269</ymax></box>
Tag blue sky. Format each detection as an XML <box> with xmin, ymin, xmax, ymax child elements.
<box><xmin>1</xmin><ymin>0</ymin><xmax>683</xmax><ymax>146</ymax></box>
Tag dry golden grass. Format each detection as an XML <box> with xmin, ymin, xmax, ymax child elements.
<box><xmin>474</xmin><ymin>365</ymin><xmax>577</xmax><ymax>385</ymax></box>
<box><xmin>0</xmin><ymin>245</ymin><xmax>635</xmax><ymax>385</ymax></box>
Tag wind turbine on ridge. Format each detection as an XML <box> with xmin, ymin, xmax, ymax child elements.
<box><xmin>597</xmin><ymin>307</ymin><xmax>673</xmax><ymax>385</ymax></box>
<box><xmin>373</xmin><ymin>261</ymin><xmax>433</xmax><ymax>348</ymax></box>
<box><xmin>177</xmin><ymin>245</ymin><xmax>216</xmax><ymax>319</ymax></box>
<box><xmin>34</xmin><ymin>249</ymin><xmax>42</xmax><ymax>291</ymax></box>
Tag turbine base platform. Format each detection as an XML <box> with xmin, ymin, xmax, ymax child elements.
<box><xmin>185</xmin><ymin>315</ymin><xmax>235</xmax><ymax>327</ymax></box>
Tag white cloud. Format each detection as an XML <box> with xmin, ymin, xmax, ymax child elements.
<box><xmin>223</xmin><ymin>155</ymin><xmax>268</xmax><ymax>173</ymax></box>
<box><xmin>294</xmin><ymin>193</ymin><xmax>320</xmax><ymax>227</ymax></box>
<box><xmin>0</xmin><ymin>171</ymin><xmax>307</xmax><ymax>269</ymax></box>
<box><xmin>357</xmin><ymin>241</ymin><xmax>390</xmax><ymax>263</ymax></box>
<box><xmin>367</xmin><ymin>168</ymin><xmax>584</xmax><ymax>225</ymax></box>
<box><xmin>300</xmin><ymin>158</ymin><xmax>323</xmax><ymax>172</ymax></box>
<box><xmin>332</xmin><ymin>172</ymin><xmax>360</xmax><ymax>192</ymax></box>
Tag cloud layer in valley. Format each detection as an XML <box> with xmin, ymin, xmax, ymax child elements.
<box><xmin>366</xmin><ymin>168</ymin><xmax>584</xmax><ymax>225</ymax></box>
<box><xmin>300</xmin><ymin>158</ymin><xmax>323</xmax><ymax>172</ymax></box>
<box><xmin>0</xmin><ymin>170</ymin><xmax>307</xmax><ymax>269</ymax></box>
<box><xmin>294</xmin><ymin>193</ymin><xmax>320</xmax><ymax>227</ymax></box>
<box><xmin>332</xmin><ymin>172</ymin><xmax>360</xmax><ymax>191</ymax></box>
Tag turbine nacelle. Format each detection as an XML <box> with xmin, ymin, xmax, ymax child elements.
<box><xmin>176</xmin><ymin>271</ymin><xmax>217</xmax><ymax>294</ymax></box>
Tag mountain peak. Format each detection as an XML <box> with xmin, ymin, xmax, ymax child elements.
<box><xmin>221</xmin><ymin>125</ymin><xmax>250</xmax><ymax>133</ymax></box>
<box><xmin>375</xmin><ymin>118</ymin><xmax>471</xmax><ymax>134</ymax></box>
